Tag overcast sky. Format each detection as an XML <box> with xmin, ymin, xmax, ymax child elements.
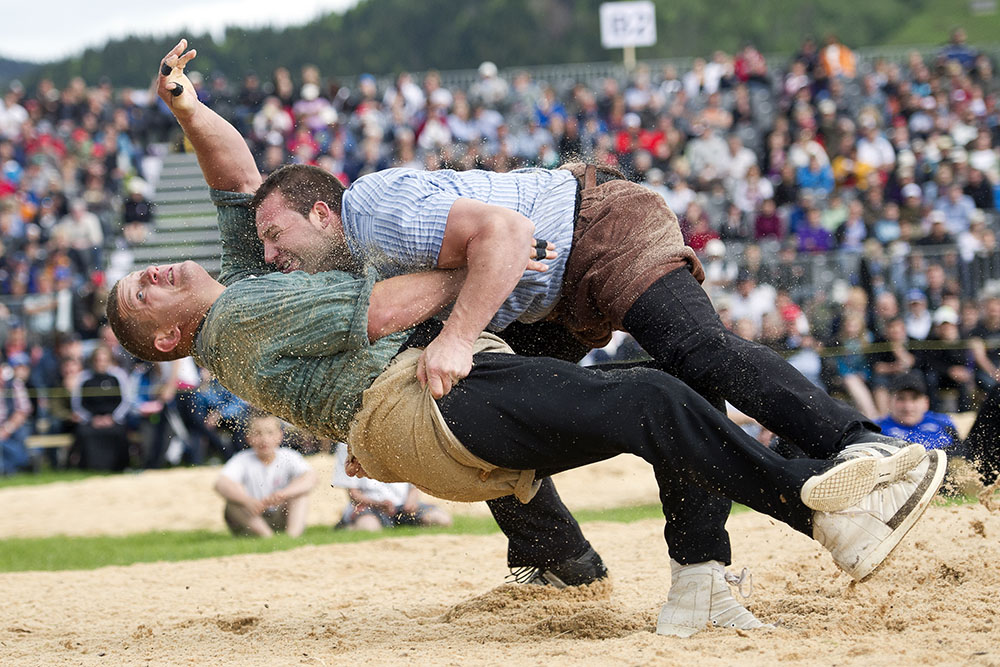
<box><xmin>0</xmin><ymin>0</ymin><xmax>362</xmax><ymax>63</ymax></box>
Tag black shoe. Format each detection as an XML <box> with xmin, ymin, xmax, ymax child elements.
<box><xmin>506</xmin><ymin>546</ymin><xmax>609</xmax><ymax>588</ymax></box>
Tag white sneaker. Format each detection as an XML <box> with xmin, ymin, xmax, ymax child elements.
<box><xmin>656</xmin><ymin>560</ymin><xmax>773</xmax><ymax>637</ymax></box>
<box><xmin>801</xmin><ymin>443</ymin><xmax>926</xmax><ymax>511</ymax></box>
<box><xmin>813</xmin><ymin>449</ymin><xmax>946</xmax><ymax>581</ymax></box>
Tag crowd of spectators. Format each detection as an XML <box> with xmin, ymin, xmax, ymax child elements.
<box><xmin>4</xmin><ymin>28</ymin><xmax>1000</xmax><ymax>474</ymax></box>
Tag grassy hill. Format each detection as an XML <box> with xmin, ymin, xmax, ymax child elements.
<box><xmin>888</xmin><ymin>0</ymin><xmax>1000</xmax><ymax>45</ymax></box>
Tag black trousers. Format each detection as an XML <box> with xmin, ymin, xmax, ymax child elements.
<box><xmin>623</xmin><ymin>269</ymin><xmax>872</xmax><ymax>456</ymax></box>
<box><xmin>481</xmin><ymin>268</ymin><xmax>872</xmax><ymax>568</ymax></box>
<box><xmin>439</xmin><ymin>353</ymin><xmax>829</xmax><ymax>564</ymax></box>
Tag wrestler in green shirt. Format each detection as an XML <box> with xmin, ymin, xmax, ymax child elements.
<box><xmin>197</xmin><ymin>189</ymin><xmax>408</xmax><ymax>441</ymax></box>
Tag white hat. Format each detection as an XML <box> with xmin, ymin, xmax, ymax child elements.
<box><xmin>933</xmin><ymin>305</ymin><xmax>959</xmax><ymax>325</ymax></box>
<box><xmin>478</xmin><ymin>61</ymin><xmax>498</xmax><ymax>78</ymax></box>
<box><xmin>901</xmin><ymin>183</ymin><xmax>922</xmax><ymax>199</ymax></box>
<box><xmin>705</xmin><ymin>238</ymin><xmax>726</xmax><ymax>257</ymax></box>
<box><xmin>301</xmin><ymin>83</ymin><xmax>320</xmax><ymax>101</ymax></box>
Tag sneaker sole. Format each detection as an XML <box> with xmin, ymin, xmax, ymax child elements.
<box><xmin>801</xmin><ymin>444</ymin><xmax>926</xmax><ymax>511</ymax></box>
<box><xmin>841</xmin><ymin>441</ymin><xmax>928</xmax><ymax>486</ymax></box>
<box><xmin>852</xmin><ymin>449</ymin><xmax>947</xmax><ymax>582</ymax></box>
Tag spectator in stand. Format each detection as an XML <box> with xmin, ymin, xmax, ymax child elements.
<box><xmin>69</xmin><ymin>344</ymin><xmax>131</xmax><ymax>471</ymax></box>
<box><xmin>970</xmin><ymin>294</ymin><xmax>1000</xmax><ymax>391</ymax></box>
<box><xmin>214</xmin><ymin>412</ymin><xmax>317</xmax><ymax>538</ymax></box>
<box><xmin>728</xmin><ymin>270</ymin><xmax>776</xmax><ymax>333</ymax></box>
<box><xmin>122</xmin><ymin>177</ymin><xmax>154</xmax><ymax>246</ymax></box>
<box><xmin>964</xmin><ymin>167</ymin><xmax>995</xmax><ymax>212</ymax></box>
<box><xmin>788</xmin><ymin>127</ymin><xmax>829</xmax><ymax>169</ymax></box>
<box><xmin>331</xmin><ymin>442</ymin><xmax>451</xmax><ymax>532</ymax></box>
<box><xmin>21</xmin><ymin>271</ymin><xmax>73</xmax><ymax>345</ymax></box>
<box><xmin>754</xmin><ymin>198</ymin><xmax>782</xmax><ymax>241</ymax></box>
<box><xmin>700</xmin><ymin>238</ymin><xmax>738</xmax><ymax>298</ymax></box>
<box><xmin>663</xmin><ymin>175</ymin><xmax>696</xmax><ymax>219</ymax></box>
<box><xmin>855</xmin><ymin>116</ymin><xmax>896</xmax><ymax>176</ymax></box>
<box><xmin>797</xmin><ymin>206</ymin><xmax>835</xmax><ymax>253</ymax></box>
<box><xmin>191</xmin><ymin>369</ymin><xmax>250</xmax><ymax>459</ymax></box>
<box><xmin>923</xmin><ymin>263</ymin><xmax>952</xmax><ymax>311</ymax></box>
<box><xmin>469</xmin><ymin>61</ymin><xmax>508</xmax><ymax>108</ymax></box>
<box><xmin>796</xmin><ymin>152</ymin><xmax>834</xmax><ymax>196</ymax></box>
<box><xmin>731</xmin><ymin>164</ymin><xmax>773</xmax><ymax>215</ymax></box>
<box><xmin>938</xmin><ymin>27</ymin><xmax>978</xmax><ymax>72</ymax></box>
<box><xmin>53</xmin><ymin>198</ymin><xmax>103</xmax><ymax>274</ymax></box>
<box><xmin>835</xmin><ymin>199</ymin><xmax>870</xmax><ymax>253</ymax></box>
<box><xmin>934</xmin><ymin>182</ymin><xmax>977</xmax><ymax>236</ymax></box>
<box><xmin>127</xmin><ymin>360</ymin><xmax>174</xmax><ymax>465</ymax></box>
<box><xmin>685</xmin><ymin>123</ymin><xmax>730</xmax><ymax>182</ymax></box>
<box><xmin>922</xmin><ymin>305</ymin><xmax>975</xmax><ymax>412</ymax></box>
<box><xmin>1</xmin><ymin>353</ymin><xmax>33</xmax><ymax>475</ymax></box>
<box><xmin>868</xmin><ymin>316</ymin><xmax>916</xmax><ymax>416</ymax></box>
<box><xmin>872</xmin><ymin>201</ymin><xmax>902</xmax><ymax>245</ymax></box>
<box><xmin>916</xmin><ymin>211</ymin><xmax>956</xmax><ymax>249</ymax></box>
<box><xmin>904</xmin><ymin>289</ymin><xmax>934</xmax><ymax>341</ymax></box>
<box><xmin>819</xmin><ymin>34</ymin><xmax>857</xmax><ymax>81</ymax></box>
<box><xmin>832</xmin><ymin>312</ymin><xmax>879</xmax><ymax>420</ymax></box>
<box><xmin>875</xmin><ymin>372</ymin><xmax>959</xmax><ymax>452</ymax></box>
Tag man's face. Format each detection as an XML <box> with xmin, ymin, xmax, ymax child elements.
<box><xmin>255</xmin><ymin>191</ymin><xmax>339</xmax><ymax>274</ymax></box>
<box><xmin>247</xmin><ymin>416</ymin><xmax>283</xmax><ymax>461</ymax></box>
<box><xmin>890</xmin><ymin>390</ymin><xmax>929</xmax><ymax>427</ymax></box>
<box><xmin>117</xmin><ymin>261</ymin><xmax>216</xmax><ymax>332</ymax></box>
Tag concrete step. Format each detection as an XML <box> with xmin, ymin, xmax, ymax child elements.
<box><xmin>153</xmin><ymin>201</ymin><xmax>214</xmax><ymax>217</ymax></box>
<box><xmin>154</xmin><ymin>187</ymin><xmax>210</xmax><ymax>204</ymax></box>
<box><xmin>160</xmin><ymin>152</ymin><xmax>200</xmax><ymax>167</ymax></box>
<box><xmin>131</xmin><ymin>244</ymin><xmax>220</xmax><ymax>263</ymax></box>
<box><xmin>158</xmin><ymin>165</ymin><xmax>204</xmax><ymax>181</ymax></box>
<box><xmin>154</xmin><ymin>215</ymin><xmax>219</xmax><ymax>232</ymax></box>
<box><xmin>156</xmin><ymin>176</ymin><xmax>210</xmax><ymax>192</ymax></box>
<box><xmin>141</xmin><ymin>229</ymin><xmax>221</xmax><ymax>246</ymax></box>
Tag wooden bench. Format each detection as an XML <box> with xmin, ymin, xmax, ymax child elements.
<box><xmin>25</xmin><ymin>433</ymin><xmax>74</xmax><ymax>450</ymax></box>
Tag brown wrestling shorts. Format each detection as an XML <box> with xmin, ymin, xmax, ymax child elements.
<box><xmin>553</xmin><ymin>163</ymin><xmax>704</xmax><ymax>349</ymax></box>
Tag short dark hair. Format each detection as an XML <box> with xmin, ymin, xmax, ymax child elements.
<box><xmin>250</xmin><ymin>164</ymin><xmax>347</xmax><ymax>219</ymax></box>
<box><xmin>106</xmin><ymin>280</ymin><xmax>183</xmax><ymax>362</ymax></box>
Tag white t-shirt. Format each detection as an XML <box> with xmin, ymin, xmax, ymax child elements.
<box><xmin>331</xmin><ymin>443</ymin><xmax>411</xmax><ymax>506</ymax></box>
<box><xmin>220</xmin><ymin>448</ymin><xmax>312</xmax><ymax>501</ymax></box>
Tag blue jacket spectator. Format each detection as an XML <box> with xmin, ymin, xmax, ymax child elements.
<box><xmin>874</xmin><ymin>372</ymin><xmax>960</xmax><ymax>451</ymax></box>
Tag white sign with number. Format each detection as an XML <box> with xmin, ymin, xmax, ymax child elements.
<box><xmin>600</xmin><ymin>1</ymin><xmax>657</xmax><ymax>49</ymax></box>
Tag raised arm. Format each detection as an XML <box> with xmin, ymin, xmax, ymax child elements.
<box><xmin>418</xmin><ymin>199</ymin><xmax>534</xmax><ymax>398</ymax></box>
<box><xmin>157</xmin><ymin>39</ymin><xmax>261</xmax><ymax>193</ymax></box>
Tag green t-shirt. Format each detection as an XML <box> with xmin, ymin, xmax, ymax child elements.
<box><xmin>192</xmin><ymin>190</ymin><xmax>408</xmax><ymax>440</ymax></box>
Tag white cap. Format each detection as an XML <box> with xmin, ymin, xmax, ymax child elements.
<box><xmin>478</xmin><ymin>61</ymin><xmax>498</xmax><ymax>78</ymax></box>
<box><xmin>933</xmin><ymin>305</ymin><xmax>959</xmax><ymax>325</ymax></box>
<box><xmin>301</xmin><ymin>83</ymin><xmax>320</xmax><ymax>101</ymax></box>
<box><xmin>705</xmin><ymin>238</ymin><xmax>726</xmax><ymax>257</ymax></box>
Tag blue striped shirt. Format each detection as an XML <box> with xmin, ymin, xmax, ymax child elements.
<box><xmin>340</xmin><ymin>167</ymin><xmax>577</xmax><ymax>331</ymax></box>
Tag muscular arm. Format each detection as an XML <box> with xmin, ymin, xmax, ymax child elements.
<box><xmin>419</xmin><ymin>198</ymin><xmax>534</xmax><ymax>397</ymax></box>
<box><xmin>367</xmin><ymin>269</ymin><xmax>466</xmax><ymax>342</ymax></box>
<box><xmin>157</xmin><ymin>39</ymin><xmax>261</xmax><ymax>194</ymax></box>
